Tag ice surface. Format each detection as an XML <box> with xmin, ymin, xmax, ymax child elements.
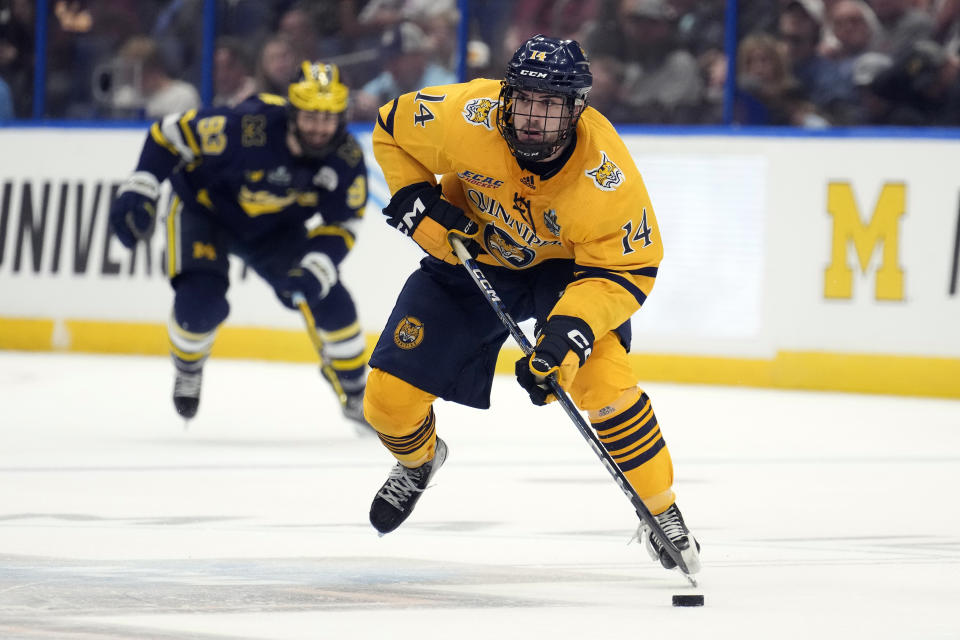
<box><xmin>1</xmin><ymin>352</ymin><xmax>958</xmax><ymax>639</ymax></box>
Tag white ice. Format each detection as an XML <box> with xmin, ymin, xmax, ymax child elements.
<box><xmin>1</xmin><ymin>351</ymin><xmax>958</xmax><ymax>639</ymax></box>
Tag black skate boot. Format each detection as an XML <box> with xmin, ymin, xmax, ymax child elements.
<box><xmin>341</xmin><ymin>388</ymin><xmax>376</xmax><ymax>437</ymax></box>
<box><xmin>369</xmin><ymin>438</ymin><xmax>448</xmax><ymax>535</ymax></box>
<box><xmin>638</xmin><ymin>503</ymin><xmax>701</xmax><ymax>574</ymax></box>
<box><xmin>172</xmin><ymin>368</ymin><xmax>203</xmax><ymax>419</ymax></box>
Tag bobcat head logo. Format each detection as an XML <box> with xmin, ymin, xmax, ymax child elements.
<box><xmin>393</xmin><ymin>316</ymin><xmax>424</xmax><ymax>350</ymax></box>
<box><xmin>462</xmin><ymin>98</ymin><xmax>498</xmax><ymax>129</ymax></box>
<box><xmin>585</xmin><ymin>152</ymin><xmax>624</xmax><ymax>191</ymax></box>
<box><xmin>488</xmin><ymin>234</ymin><xmax>523</xmax><ymax>260</ymax></box>
<box><xmin>483</xmin><ymin>225</ymin><xmax>535</xmax><ymax>268</ymax></box>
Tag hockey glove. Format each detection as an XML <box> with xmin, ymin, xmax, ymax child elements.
<box><xmin>515</xmin><ymin>315</ymin><xmax>595</xmax><ymax>406</ymax></box>
<box><xmin>109</xmin><ymin>171</ymin><xmax>161</xmax><ymax>249</ymax></box>
<box><xmin>382</xmin><ymin>182</ymin><xmax>481</xmax><ymax>264</ymax></box>
<box><xmin>276</xmin><ymin>252</ymin><xmax>339</xmax><ymax>309</ymax></box>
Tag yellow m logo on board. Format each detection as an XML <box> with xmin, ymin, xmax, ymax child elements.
<box><xmin>824</xmin><ymin>182</ymin><xmax>905</xmax><ymax>301</ymax></box>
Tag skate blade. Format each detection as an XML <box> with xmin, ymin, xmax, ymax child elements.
<box><xmin>680</xmin><ymin>570</ymin><xmax>698</xmax><ymax>588</ymax></box>
<box><xmin>680</xmin><ymin>537</ymin><xmax>702</xmax><ymax>575</ymax></box>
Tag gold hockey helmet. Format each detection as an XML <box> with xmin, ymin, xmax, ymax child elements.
<box><xmin>288</xmin><ymin>61</ymin><xmax>348</xmax><ymax>114</ymax></box>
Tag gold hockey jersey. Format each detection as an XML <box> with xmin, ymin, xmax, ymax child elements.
<box><xmin>373</xmin><ymin>78</ymin><xmax>664</xmax><ymax>342</ymax></box>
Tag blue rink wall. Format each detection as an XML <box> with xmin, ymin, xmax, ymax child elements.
<box><xmin>1</xmin><ymin>124</ymin><xmax>959</xmax><ymax>399</ymax></box>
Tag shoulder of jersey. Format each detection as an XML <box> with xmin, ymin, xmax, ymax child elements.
<box><xmin>230</xmin><ymin>93</ymin><xmax>287</xmax><ymax>120</ymax></box>
<box><xmin>432</xmin><ymin>78</ymin><xmax>502</xmax><ymax>132</ymax></box>
<box><xmin>335</xmin><ymin>133</ymin><xmax>365</xmax><ymax>169</ymax></box>
<box><xmin>574</xmin><ymin>107</ymin><xmax>640</xmax><ymax>192</ymax></box>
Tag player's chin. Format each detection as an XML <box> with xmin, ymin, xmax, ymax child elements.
<box><xmin>304</xmin><ymin>135</ymin><xmax>332</xmax><ymax>148</ymax></box>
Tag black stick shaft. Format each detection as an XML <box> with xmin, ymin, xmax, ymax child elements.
<box><xmin>950</xmin><ymin>194</ymin><xmax>960</xmax><ymax>296</ymax></box>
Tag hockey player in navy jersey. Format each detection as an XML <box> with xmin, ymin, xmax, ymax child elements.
<box><xmin>109</xmin><ymin>62</ymin><xmax>372</xmax><ymax>433</ymax></box>
<box><xmin>363</xmin><ymin>35</ymin><xmax>701</xmax><ymax>576</ymax></box>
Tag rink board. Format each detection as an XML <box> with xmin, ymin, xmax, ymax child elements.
<box><xmin>1</xmin><ymin>126</ymin><xmax>958</xmax><ymax>397</ymax></box>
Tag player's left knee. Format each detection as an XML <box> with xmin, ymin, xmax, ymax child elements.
<box><xmin>568</xmin><ymin>333</ymin><xmax>637</xmax><ymax>411</ymax></box>
<box><xmin>363</xmin><ymin>368</ymin><xmax>437</xmax><ymax>436</ymax></box>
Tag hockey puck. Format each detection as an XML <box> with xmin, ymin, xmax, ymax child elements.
<box><xmin>672</xmin><ymin>594</ymin><xmax>705</xmax><ymax>607</ymax></box>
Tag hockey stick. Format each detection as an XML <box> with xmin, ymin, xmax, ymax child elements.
<box><xmin>450</xmin><ymin>238</ymin><xmax>698</xmax><ymax>584</ymax></box>
<box><xmin>293</xmin><ymin>292</ymin><xmax>347</xmax><ymax>406</ymax></box>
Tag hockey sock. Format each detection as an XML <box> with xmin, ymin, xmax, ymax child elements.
<box><xmin>364</xmin><ymin>368</ymin><xmax>439</xmax><ymax>467</ymax></box>
<box><xmin>590</xmin><ymin>389</ymin><xmax>675</xmax><ymax>513</ymax></box>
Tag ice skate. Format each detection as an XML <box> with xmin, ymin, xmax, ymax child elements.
<box><xmin>172</xmin><ymin>368</ymin><xmax>203</xmax><ymax>420</ymax></box>
<box><xmin>369</xmin><ymin>438</ymin><xmax>447</xmax><ymax>535</ymax></box>
<box><xmin>637</xmin><ymin>503</ymin><xmax>701</xmax><ymax>574</ymax></box>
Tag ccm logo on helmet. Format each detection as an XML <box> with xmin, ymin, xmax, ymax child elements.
<box><xmin>519</xmin><ymin>70</ymin><xmax>548</xmax><ymax>78</ymax></box>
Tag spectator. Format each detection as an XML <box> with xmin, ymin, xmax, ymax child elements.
<box><xmin>499</xmin><ymin>0</ymin><xmax>600</xmax><ymax>68</ymax></box>
<box><xmin>868</xmin><ymin>0</ymin><xmax>935</xmax><ymax>55</ymax></box>
<box><xmin>293</xmin><ymin>0</ymin><xmax>364</xmax><ymax>59</ymax></box>
<box><xmin>213</xmin><ymin>37</ymin><xmax>257</xmax><ymax>107</ymax></box>
<box><xmin>116</xmin><ymin>35</ymin><xmax>200</xmax><ymax>119</ymax></box>
<box><xmin>357</xmin><ymin>0</ymin><xmax>456</xmax><ymax>32</ymax></box>
<box><xmin>822</xmin><ymin>0</ymin><xmax>882</xmax><ymax>122</ymax></box>
<box><xmin>276</xmin><ymin>3</ymin><xmax>321</xmax><ymax>63</ymax></box>
<box><xmin>585</xmin><ymin>54</ymin><xmax>637</xmax><ymax>123</ymax></box>
<box><xmin>417</xmin><ymin>4</ymin><xmax>460</xmax><ymax>71</ymax></box>
<box><xmin>850</xmin><ymin>50</ymin><xmax>896</xmax><ymax>123</ymax></box>
<box><xmin>933</xmin><ymin>0</ymin><xmax>960</xmax><ymax>52</ymax></box>
<box><xmin>216</xmin><ymin>0</ymin><xmax>275</xmax><ymax>44</ymax></box>
<box><xmin>152</xmin><ymin>0</ymin><xmax>204</xmax><ymax>87</ymax></box>
<box><xmin>739</xmin><ymin>0</ymin><xmax>782</xmax><ymax>36</ymax></box>
<box><xmin>778</xmin><ymin>0</ymin><xmax>851</xmax><ymax>118</ymax></box>
<box><xmin>824</xmin><ymin>0</ymin><xmax>880</xmax><ymax>60</ymax></box>
<box><xmin>0</xmin><ymin>0</ymin><xmax>33</xmax><ymax>118</ymax></box>
<box><xmin>353</xmin><ymin>21</ymin><xmax>456</xmax><ymax>120</ymax></box>
<box><xmin>869</xmin><ymin>39</ymin><xmax>960</xmax><ymax>124</ymax></box>
<box><xmin>584</xmin><ymin>0</ymin><xmax>704</xmax><ymax>123</ymax></box>
<box><xmin>672</xmin><ymin>0</ymin><xmax>727</xmax><ymax>122</ymax></box>
<box><xmin>0</xmin><ymin>74</ymin><xmax>13</xmax><ymax>120</ymax></box>
<box><xmin>356</xmin><ymin>0</ymin><xmax>460</xmax><ymax>75</ymax></box>
<box><xmin>464</xmin><ymin>38</ymin><xmax>496</xmax><ymax>80</ymax></box>
<box><xmin>735</xmin><ymin>32</ymin><xmax>801</xmax><ymax>124</ymax></box>
<box><xmin>672</xmin><ymin>0</ymin><xmax>726</xmax><ymax>57</ymax></box>
<box><xmin>256</xmin><ymin>35</ymin><xmax>298</xmax><ymax>96</ymax></box>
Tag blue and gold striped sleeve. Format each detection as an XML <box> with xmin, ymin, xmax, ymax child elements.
<box><xmin>134</xmin><ymin>109</ymin><xmax>205</xmax><ymax>181</ymax></box>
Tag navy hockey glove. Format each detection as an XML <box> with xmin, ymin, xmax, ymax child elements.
<box><xmin>383</xmin><ymin>182</ymin><xmax>481</xmax><ymax>264</ymax></box>
<box><xmin>515</xmin><ymin>315</ymin><xmax>595</xmax><ymax>406</ymax></box>
<box><xmin>109</xmin><ymin>171</ymin><xmax>161</xmax><ymax>249</ymax></box>
<box><xmin>277</xmin><ymin>252</ymin><xmax>339</xmax><ymax>309</ymax></box>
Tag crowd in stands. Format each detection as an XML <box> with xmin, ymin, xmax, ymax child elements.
<box><xmin>2</xmin><ymin>0</ymin><xmax>960</xmax><ymax>126</ymax></box>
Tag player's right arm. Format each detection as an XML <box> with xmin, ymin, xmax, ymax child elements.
<box><xmin>110</xmin><ymin>106</ymin><xmax>233</xmax><ymax>248</ymax></box>
<box><xmin>372</xmin><ymin>87</ymin><xmax>480</xmax><ymax>264</ymax></box>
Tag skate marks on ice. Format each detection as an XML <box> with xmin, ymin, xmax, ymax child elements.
<box><xmin>0</xmin><ymin>551</ymin><xmax>665</xmax><ymax>639</ymax></box>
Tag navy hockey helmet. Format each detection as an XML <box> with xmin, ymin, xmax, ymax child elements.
<box><xmin>287</xmin><ymin>61</ymin><xmax>349</xmax><ymax>158</ymax></box>
<box><xmin>497</xmin><ymin>35</ymin><xmax>592</xmax><ymax>161</ymax></box>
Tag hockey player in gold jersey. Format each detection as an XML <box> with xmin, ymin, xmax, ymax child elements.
<box><xmin>364</xmin><ymin>35</ymin><xmax>700</xmax><ymax>574</ymax></box>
